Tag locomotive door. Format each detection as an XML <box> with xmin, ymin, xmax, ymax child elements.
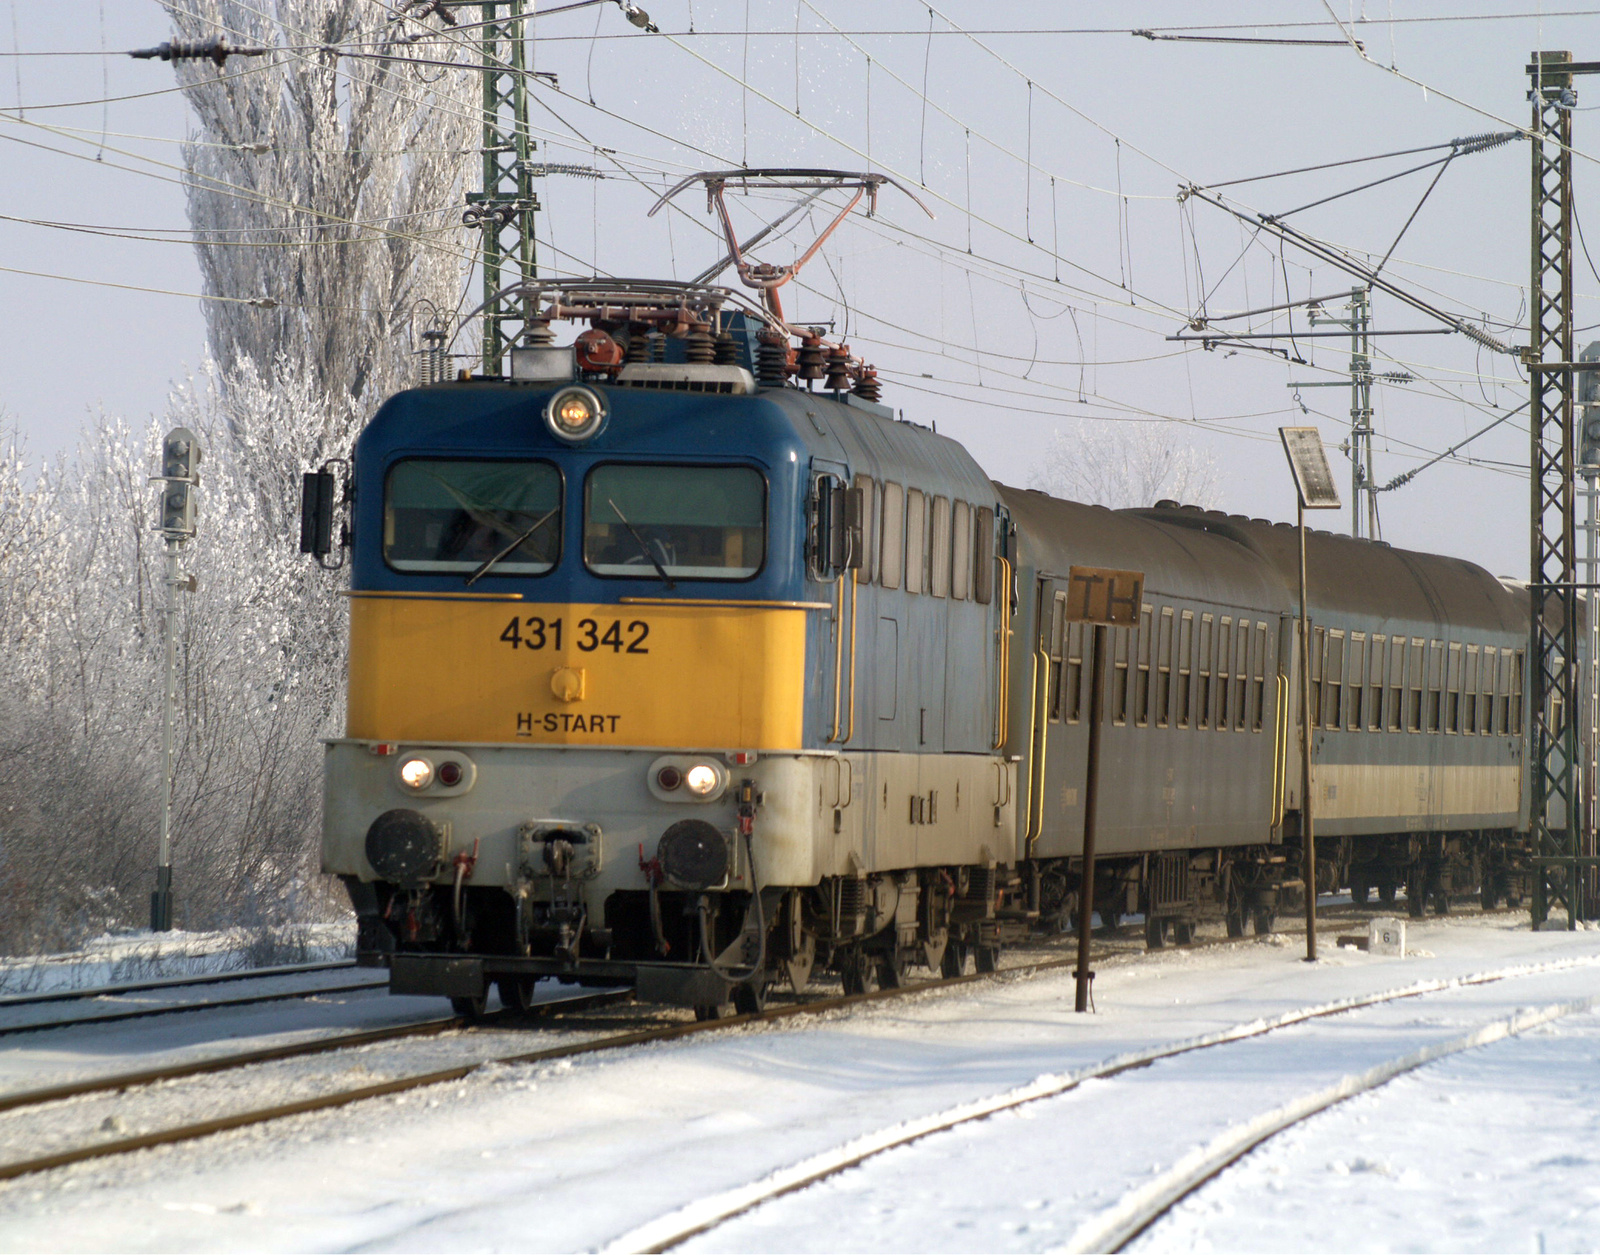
<box><xmin>1025</xmin><ymin>580</ymin><xmax>1092</xmax><ymax>859</ymax></box>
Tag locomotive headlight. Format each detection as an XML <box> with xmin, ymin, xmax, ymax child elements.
<box><xmin>544</xmin><ymin>385</ymin><xmax>606</xmax><ymax>442</ymax></box>
<box><xmin>398</xmin><ymin>757</ymin><xmax>434</xmax><ymax>790</ymax></box>
<box><xmin>684</xmin><ymin>763</ymin><xmax>720</xmax><ymax>797</ymax></box>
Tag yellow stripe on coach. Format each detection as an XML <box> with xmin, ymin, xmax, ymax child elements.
<box><xmin>345</xmin><ymin>595</ymin><xmax>808</xmax><ymax>749</ymax></box>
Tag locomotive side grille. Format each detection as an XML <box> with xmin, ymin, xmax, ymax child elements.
<box><xmin>1149</xmin><ymin>853</ymin><xmax>1190</xmax><ymax>910</ymax></box>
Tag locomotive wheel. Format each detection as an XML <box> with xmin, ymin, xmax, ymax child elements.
<box><xmin>733</xmin><ymin>979</ymin><xmax>769</xmax><ymax>1016</ymax></box>
<box><xmin>974</xmin><ymin>944</ymin><xmax>1001</xmax><ymax>973</ymax></box>
<box><xmin>785</xmin><ymin>932</ymin><xmax>817</xmax><ymax>996</ymax></box>
<box><xmin>450</xmin><ymin>994</ymin><xmax>488</xmax><ymax>1021</ymax></box>
<box><xmin>840</xmin><ymin>947</ymin><xmax>876</xmax><ymax>995</ymax></box>
<box><xmin>1349</xmin><ymin>873</ymin><xmax>1370</xmax><ymax>908</ymax></box>
<box><xmin>1251</xmin><ymin>909</ymin><xmax>1275</xmax><ymax>936</ymax></box>
<box><xmin>1145</xmin><ymin>915</ymin><xmax>1166</xmax><ymax>950</ymax></box>
<box><xmin>876</xmin><ymin>951</ymin><xmax>905</xmax><ymax>989</ymax></box>
<box><xmin>496</xmin><ymin>977</ymin><xmax>537</xmax><ymax>1015</ymax></box>
<box><xmin>1406</xmin><ymin>869</ymin><xmax>1427</xmax><ymax>918</ymax></box>
<box><xmin>1377</xmin><ymin>876</ymin><xmax>1397</xmax><ymax>907</ymax></box>
<box><xmin>940</xmin><ymin>942</ymin><xmax>969</xmax><ymax>978</ymax></box>
<box><xmin>693</xmin><ymin>1003</ymin><xmax>727</xmax><ymax>1021</ymax></box>
<box><xmin>1172</xmin><ymin>920</ymin><xmax>1195</xmax><ymax>946</ymax></box>
<box><xmin>1225</xmin><ymin>907</ymin><xmax>1246</xmax><ymax>938</ymax></box>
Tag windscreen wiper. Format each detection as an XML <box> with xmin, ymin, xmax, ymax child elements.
<box><xmin>465</xmin><ymin>506</ymin><xmax>558</xmax><ymax>586</ymax></box>
<box><xmin>608</xmin><ymin>497</ymin><xmax>676</xmax><ymax>590</ymax></box>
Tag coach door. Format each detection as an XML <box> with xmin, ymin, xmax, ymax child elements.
<box><xmin>1024</xmin><ymin>581</ymin><xmax>1092</xmax><ymax>860</ymax></box>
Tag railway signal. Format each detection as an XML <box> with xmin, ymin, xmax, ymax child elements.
<box><xmin>1280</xmin><ymin>427</ymin><xmax>1341</xmax><ymax>962</ymax></box>
<box><xmin>150</xmin><ymin>428</ymin><xmax>202</xmax><ymax>932</ymax></box>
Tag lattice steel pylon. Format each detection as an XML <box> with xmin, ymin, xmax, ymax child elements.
<box><xmin>462</xmin><ymin>0</ymin><xmax>539</xmax><ymax>376</ymax></box>
<box><xmin>1527</xmin><ymin>50</ymin><xmax>1594</xmax><ymax>927</ymax></box>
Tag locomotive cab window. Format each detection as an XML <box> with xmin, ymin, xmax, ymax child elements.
<box><xmin>583</xmin><ymin>463</ymin><xmax>765</xmax><ymax>580</ymax></box>
<box><xmin>383</xmin><ymin>458</ymin><xmax>561</xmax><ymax>576</ymax></box>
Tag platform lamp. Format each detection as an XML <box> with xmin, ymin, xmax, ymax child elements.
<box><xmin>150</xmin><ymin>427</ymin><xmax>202</xmax><ymax>932</ymax></box>
<box><xmin>1279</xmin><ymin>427</ymin><xmax>1341</xmax><ymax>961</ymax></box>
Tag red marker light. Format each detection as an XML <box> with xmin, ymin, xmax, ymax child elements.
<box><xmin>657</xmin><ymin>765</ymin><xmax>683</xmax><ymax>791</ymax></box>
<box><xmin>437</xmin><ymin>761</ymin><xmax>463</xmax><ymax>787</ymax></box>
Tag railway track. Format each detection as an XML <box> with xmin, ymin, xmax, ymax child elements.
<box><xmin>599</xmin><ymin>952</ymin><xmax>1600</xmax><ymax>1254</ymax></box>
<box><xmin>0</xmin><ymin>969</ymin><xmax>390</xmax><ymax>1037</ymax></box>
<box><xmin>0</xmin><ymin>959</ymin><xmax>357</xmax><ymax>1009</ymax></box>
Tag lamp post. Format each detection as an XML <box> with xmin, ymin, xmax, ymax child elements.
<box><xmin>151</xmin><ymin>427</ymin><xmax>201</xmax><ymax>932</ymax></box>
<box><xmin>1279</xmin><ymin>427</ymin><xmax>1341</xmax><ymax>961</ymax></box>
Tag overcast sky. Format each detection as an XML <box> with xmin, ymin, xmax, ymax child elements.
<box><xmin>5</xmin><ymin>1</ymin><xmax>1600</xmax><ymax>579</ymax></box>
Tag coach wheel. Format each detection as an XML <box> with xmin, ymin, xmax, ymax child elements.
<box><xmin>496</xmin><ymin>977</ymin><xmax>537</xmax><ymax>1015</ymax></box>
<box><xmin>1406</xmin><ymin>869</ymin><xmax>1427</xmax><ymax>918</ymax></box>
<box><xmin>1349</xmin><ymin>872</ymin><xmax>1370</xmax><ymax>908</ymax></box>
<box><xmin>1377</xmin><ymin>875</ymin><xmax>1397</xmax><ymax>907</ymax></box>
<box><xmin>941</xmin><ymin>942</ymin><xmax>969</xmax><ymax>978</ymax></box>
<box><xmin>1251</xmin><ymin>909</ymin><xmax>1275</xmax><ymax>936</ymax></box>
<box><xmin>974</xmin><ymin>944</ymin><xmax>1001</xmax><ymax>973</ymax></box>
<box><xmin>451</xmin><ymin>994</ymin><xmax>488</xmax><ymax>1021</ymax></box>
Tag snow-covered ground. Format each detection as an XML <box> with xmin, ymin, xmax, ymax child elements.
<box><xmin>0</xmin><ymin>912</ymin><xmax>1597</xmax><ymax>1253</ymax></box>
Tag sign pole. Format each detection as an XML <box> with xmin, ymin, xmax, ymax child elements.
<box><xmin>1075</xmin><ymin>621</ymin><xmax>1107</xmax><ymax>1012</ymax></box>
<box><xmin>1278</xmin><ymin>426</ymin><xmax>1341</xmax><ymax>964</ymax></box>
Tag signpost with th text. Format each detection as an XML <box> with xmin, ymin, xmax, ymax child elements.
<box><xmin>1278</xmin><ymin>428</ymin><xmax>1341</xmax><ymax>962</ymax></box>
<box><xmin>1064</xmin><ymin>565</ymin><xmax>1144</xmax><ymax>1011</ymax></box>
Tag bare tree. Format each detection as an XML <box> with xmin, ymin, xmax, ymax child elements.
<box><xmin>1029</xmin><ymin>421</ymin><xmax>1222</xmax><ymax>511</ymax></box>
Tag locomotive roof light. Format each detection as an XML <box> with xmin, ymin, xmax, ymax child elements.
<box><xmin>545</xmin><ymin>385</ymin><xmax>607</xmax><ymax>442</ymax></box>
<box><xmin>398</xmin><ymin>756</ymin><xmax>434</xmax><ymax>791</ymax></box>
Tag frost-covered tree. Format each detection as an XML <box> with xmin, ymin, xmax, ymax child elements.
<box><xmin>1029</xmin><ymin>421</ymin><xmax>1222</xmax><ymax>512</ymax></box>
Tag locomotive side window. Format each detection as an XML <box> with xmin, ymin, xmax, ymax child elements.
<box><xmin>905</xmin><ymin>489</ymin><xmax>926</xmax><ymax>595</ymax></box>
<box><xmin>1408</xmin><ymin>640</ymin><xmax>1425</xmax><ymax>732</ymax></box>
<box><xmin>951</xmin><ymin>501</ymin><xmax>971</xmax><ymax>600</ymax></box>
<box><xmin>1156</xmin><ymin>607</ymin><xmax>1173</xmax><ymax>727</ymax></box>
<box><xmin>1369</xmin><ymin>636</ymin><xmax>1386</xmax><ymax>731</ymax></box>
<box><xmin>1136</xmin><ymin>606</ymin><xmax>1153</xmax><ymax>727</ymax></box>
<box><xmin>1197</xmin><ymin>614</ymin><xmax>1214</xmax><ymax>730</ymax></box>
<box><xmin>1347</xmin><ymin>634</ymin><xmax>1364</xmax><ymax>731</ymax></box>
<box><xmin>880</xmin><ymin>481</ymin><xmax>905</xmax><ymax>590</ymax></box>
<box><xmin>930</xmin><ymin>496</ymin><xmax>951</xmax><ymax>598</ymax></box>
<box><xmin>583</xmin><ymin>464</ymin><xmax>764</xmax><ymax>580</ymax></box>
<box><xmin>973</xmin><ymin>506</ymin><xmax>995</xmax><ymax>605</ymax></box>
<box><xmin>854</xmin><ymin>474</ymin><xmax>878</xmax><ymax>584</ymax></box>
<box><xmin>1427</xmin><ymin>641</ymin><xmax>1444</xmax><ymax>732</ymax></box>
<box><xmin>1176</xmin><ymin>611</ymin><xmax>1194</xmax><ymax>729</ymax></box>
<box><xmin>383</xmin><ymin>458</ymin><xmax>561</xmax><ymax>577</ymax></box>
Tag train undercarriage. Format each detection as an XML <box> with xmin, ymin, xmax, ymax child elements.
<box><xmin>350</xmin><ymin>822</ymin><xmax>1533</xmax><ymax>1018</ymax></box>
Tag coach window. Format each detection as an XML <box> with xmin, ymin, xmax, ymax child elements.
<box><xmin>951</xmin><ymin>501</ymin><xmax>972</xmax><ymax>600</ymax></box>
<box><xmin>1463</xmin><ymin>645</ymin><xmax>1479</xmax><ymax>735</ymax></box>
<box><xmin>1323</xmin><ymin>630</ymin><xmax>1345</xmax><ymax>731</ymax></box>
<box><xmin>1408</xmin><ymin>640</ymin><xmax>1425</xmax><ymax>732</ymax></box>
<box><xmin>1445</xmin><ymin>642</ymin><xmax>1463</xmax><ymax>733</ymax></box>
<box><xmin>1368</xmin><ymin>636</ymin><xmax>1386</xmax><ymax>731</ymax></box>
<box><xmin>1232</xmin><ymin>621</ymin><xmax>1249</xmax><ymax>731</ymax></box>
<box><xmin>384</xmin><ymin>458</ymin><xmax>561</xmax><ymax>577</ymax></box>
<box><xmin>1176</xmin><ymin>610</ymin><xmax>1194</xmax><ymax>728</ymax></box>
<box><xmin>1252</xmin><ymin>622</ymin><xmax>1269</xmax><ymax>732</ymax></box>
<box><xmin>1196</xmin><ymin>614</ymin><xmax>1214</xmax><ymax>729</ymax></box>
<box><xmin>1309</xmin><ymin>626</ymin><xmax>1325</xmax><ymax>727</ymax></box>
<box><xmin>1112</xmin><ymin>626</ymin><xmax>1131</xmax><ymax>725</ymax></box>
<box><xmin>1064</xmin><ymin>622</ymin><xmax>1085</xmax><ymax>723</ymax></box>
<box><xmin>1217</xmin><ymin>618</ymin><xmax>1233</xmax><ymax>731</ymax></box>
<box><xmin>1347</xmin><ymin>634</ymin><xmax>1365</xmax><ymax>731</ymax></box>
<box><xmin>1390</xmin><ymin>638</ymin><xmax>1406</xmax><ymax>732</ymax></box>
<box><xmin>1047</xmin><ymin>593</ymin><xmax>1066</xmax><ymax>721</ymax></box>
<box><xmin>1426</xmin><ymin>641</ymin><xmax>1444</xmax><ymax>732</ymax></box>
<box><xmin>930</xmin><ymin>496</ymin><xmax>951</xmax><ymax>598</ymax></box>
<box><xmin>1136</xmin><ymin>606</ymin><xmax>1153</xmax><ymax>727</ymax></box>
<box><xmin>853</xmin><ymin>474</ymin><xmax>878</xmax><ymax>585</ymax></box>
<box><xmin>905</xmin><ymin>490</ymin><xmax>926</xmax><ymax>595</ymax></box>
<box><xmin>1482</xmin><ymin>649</ymin><xmax>1498</xmax><ymax>734</ymax></box>
<box><xmin>1156</xmin><ymin>607</ymin><xmax>1174</xmax><ymax>727</ymax></box>
<box><xmin>973</xmin><ymin>507</ymin><xmax>995</xmax><ymax>604</ymax></box>
<box><xmin>1511</xmin><ymin>650</ymin><xmax>1525</xmax><ymax>732</ymax></box>
<box><xmin>879</xmin><ymin>482</ymin><xmax>905</xmax><ymax>590</ymax></box>
<box><xmin>584</xmin><ymin>464</ymin><xmax>764</xmax><ymax>580</ymax></box>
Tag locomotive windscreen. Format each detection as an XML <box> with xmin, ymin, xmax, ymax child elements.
<box><xmin>383</xmin><ymin>459</ymin><xmax>561</xmax><ymax>576</ymax></box>
<box><xmin>583</xmin><ymin>463</ymin><xmax>765</xmax><ymax>580</ymax></box>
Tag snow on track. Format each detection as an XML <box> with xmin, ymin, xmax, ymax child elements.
<box><xmin>0</xmin><ymin>915</ymin><xmax>1595</xmax><ymax>1253</ymax></box>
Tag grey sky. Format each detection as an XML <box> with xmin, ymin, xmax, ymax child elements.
<box><xmin>4</xmin><ymin>1</ymin><xmax>1598</xmax><ymax>579</ymax></box>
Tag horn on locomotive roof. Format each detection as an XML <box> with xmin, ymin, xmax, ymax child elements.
<box><xmin>649</xmin><ymin>169</ymin><xmax>933</xmax><ymax>331</ymax></box>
